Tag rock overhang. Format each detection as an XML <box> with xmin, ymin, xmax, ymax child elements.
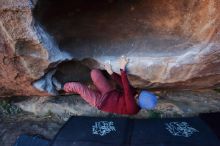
<box><xmin>0</xmin><ymin>0</ymin><xmax>220</xmax><ymax>96</ymax></box>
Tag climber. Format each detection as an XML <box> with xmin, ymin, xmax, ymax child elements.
<box><xmin>52</xmin><ymin>56</ymin><xmax>157</xmax><ymax>115</ymax></box>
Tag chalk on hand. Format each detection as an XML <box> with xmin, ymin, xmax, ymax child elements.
<box><xmin>105</xmin><ymin>60</ymin><xmax>111</xmax><ymax>64</ymax></box>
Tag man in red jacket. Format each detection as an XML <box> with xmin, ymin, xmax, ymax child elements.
<box><xmin>53</xmin><ymin>57</ymin><xmax>157</xmax><ymax>115</ymax></box>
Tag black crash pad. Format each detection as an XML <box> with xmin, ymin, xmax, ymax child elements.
<box><xmin>13</xmin><ymin>134</ymin><xmax>50</xmax><ymax>146</ymax></box>
<box><xmin>51</xmin><ymin>116</ymin><xmax>220</xmax><ymax>146</ymax></box>
<box><xmin>199</xmin><ymin>112</ymin><xmax>220</xmax><ymax>140</ymax></box>
<box><xmin>51</xmin><ymin>116</ymin><xmax>130</xmax><ymax>146</ymax></box>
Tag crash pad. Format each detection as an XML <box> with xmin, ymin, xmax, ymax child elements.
<box><xmin>51</xmin><ymin>116</ymin><xmax>220</xmax><ymax>146</ymax></box>
<box><xmin>13</xmin><ymin>134</ymin><xmax>50</xmax><ymax>146</ymax></box>
<box><xmin>199</xmin><ymin>112</ymin><xmax>220</xmax><ymax>140</ymax></box>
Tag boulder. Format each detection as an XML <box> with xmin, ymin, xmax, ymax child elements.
<box><xmin>0</xmin><ymin>0</ymin><xmax>220</xmax><ymax>96</ymax></box>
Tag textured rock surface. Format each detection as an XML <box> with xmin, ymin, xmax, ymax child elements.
<box><xmin>0</xmin><ymin>0</ymin><xmax>70</xmax><ymax>96</ymax></box>
<box><xmin>15</xmin><ymin>90</ymin><xmax>220</xmax><ymax>119</ymax></box>
<box><xmin>1</xmin><ymin>0</ymin><xmax>220</xmax><ymax>96</ymax></box>
<box><xmin>0</xmin><ymin>0</ymin><xmax>49</xmax><ymax>96</ymax></box>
